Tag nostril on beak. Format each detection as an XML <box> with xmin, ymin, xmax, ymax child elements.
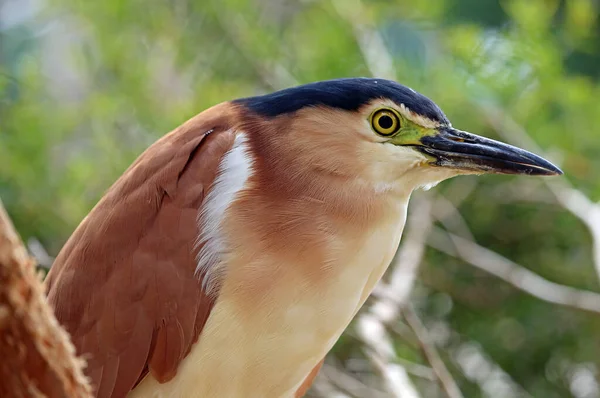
<box><xmin>441</xmin><ymin>128</ymin><xmax>478</xmax><ymax>144</ymax></box>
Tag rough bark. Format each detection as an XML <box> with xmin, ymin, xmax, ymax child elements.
<box><xmin>0</xmin><ymin>199</ymin><xmax>92</xmax><ymax>398</ymax></box>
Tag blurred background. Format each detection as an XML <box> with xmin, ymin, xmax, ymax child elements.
<box><xmin>1</xmin><ymin>0</ymin><xmax>600</xmax><ymax>397</ymax></box>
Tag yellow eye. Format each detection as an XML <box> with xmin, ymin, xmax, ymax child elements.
<box><xmin>370</xmin><ymin>108</ymin><xmax>401</xmax><ymax>136</ymax></box>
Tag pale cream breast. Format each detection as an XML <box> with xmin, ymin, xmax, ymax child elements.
<box><xmin>130</xmin><ymin>200</ymin><xmax>407</xmax><ymax>398</ymax></box>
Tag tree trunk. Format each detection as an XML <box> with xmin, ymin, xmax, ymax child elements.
<box><xmin>0</xmin><ymin>199</ymin><xmax>92</xmax><ymax>398</ymax></box>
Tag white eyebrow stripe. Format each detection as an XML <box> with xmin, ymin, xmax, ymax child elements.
<box><xmin>397</xmin><ymin>103</ymin><xmax>441</xmax><ymax>129</ymax></box>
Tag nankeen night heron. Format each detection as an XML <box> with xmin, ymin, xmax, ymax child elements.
<box><xmin>45</xmin><ymin>78</ymin><xmax>562</xmax><ymax>398</ymax></box>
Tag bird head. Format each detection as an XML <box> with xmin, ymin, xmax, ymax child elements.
<box><xmin>235</xmin><ymin>78</ymin><xmax>562</xmax><ymax>199</ymax></box>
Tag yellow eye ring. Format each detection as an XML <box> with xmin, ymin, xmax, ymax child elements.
<box><xmin>370</xmin><ymin>108</ymin><xmax>401</xmax><ymax>136</ymax></box>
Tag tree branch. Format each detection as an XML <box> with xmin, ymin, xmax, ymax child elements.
<box><xmin>0</xmin><ymin>199</ymin><xmax>92</xmax><ymax>397</ymax></box>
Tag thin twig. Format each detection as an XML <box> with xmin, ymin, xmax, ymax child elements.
<box><xmin>403</xmin><ymin>307</ymin><xmax>464</xmax><ymax>398</ymax></box>
<box><xmin>356</xmin><ymin>314</ymin><xmax>422</xmax><ymax>398</ymax></box>
<box><xmin>449</xmin><ymin>329</ymin><xmax>534</xmax><ymax>398</ymax></box>
<box><xmin>344</xmin><ymin>327</ymin><xmax>435</xmax><ymax>378</ymax></box>
<box><xmin>429</xmin><ymin>227</ymin><xmax>600</xmax><ymax>314</ymax></box>
<box><xmin>320</xmin><ymin>363</ymin><xmax>391</xmax><ymax>398</ymax></box>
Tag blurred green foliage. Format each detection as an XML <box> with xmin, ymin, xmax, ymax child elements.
<box><xmin>2</xmin><ymin>0</ymin><xmax>600</xmax><ymax>396</ymax></box>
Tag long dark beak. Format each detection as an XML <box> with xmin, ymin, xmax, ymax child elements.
<box><xmin>416</xmin><ymin>127</ymin><xmax>563</xmax><ymax>176</ymax></box>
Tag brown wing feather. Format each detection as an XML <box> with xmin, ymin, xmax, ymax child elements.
<box><xmin>45</xmin><ymin>103</ymin><xmax>237</xmax><ymax>398</ymax></box>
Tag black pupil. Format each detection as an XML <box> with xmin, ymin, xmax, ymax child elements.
<box><xmin>378</xmin><ymin>115</ymin><xmax>394</xmax><ymax>130</ymax></box>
